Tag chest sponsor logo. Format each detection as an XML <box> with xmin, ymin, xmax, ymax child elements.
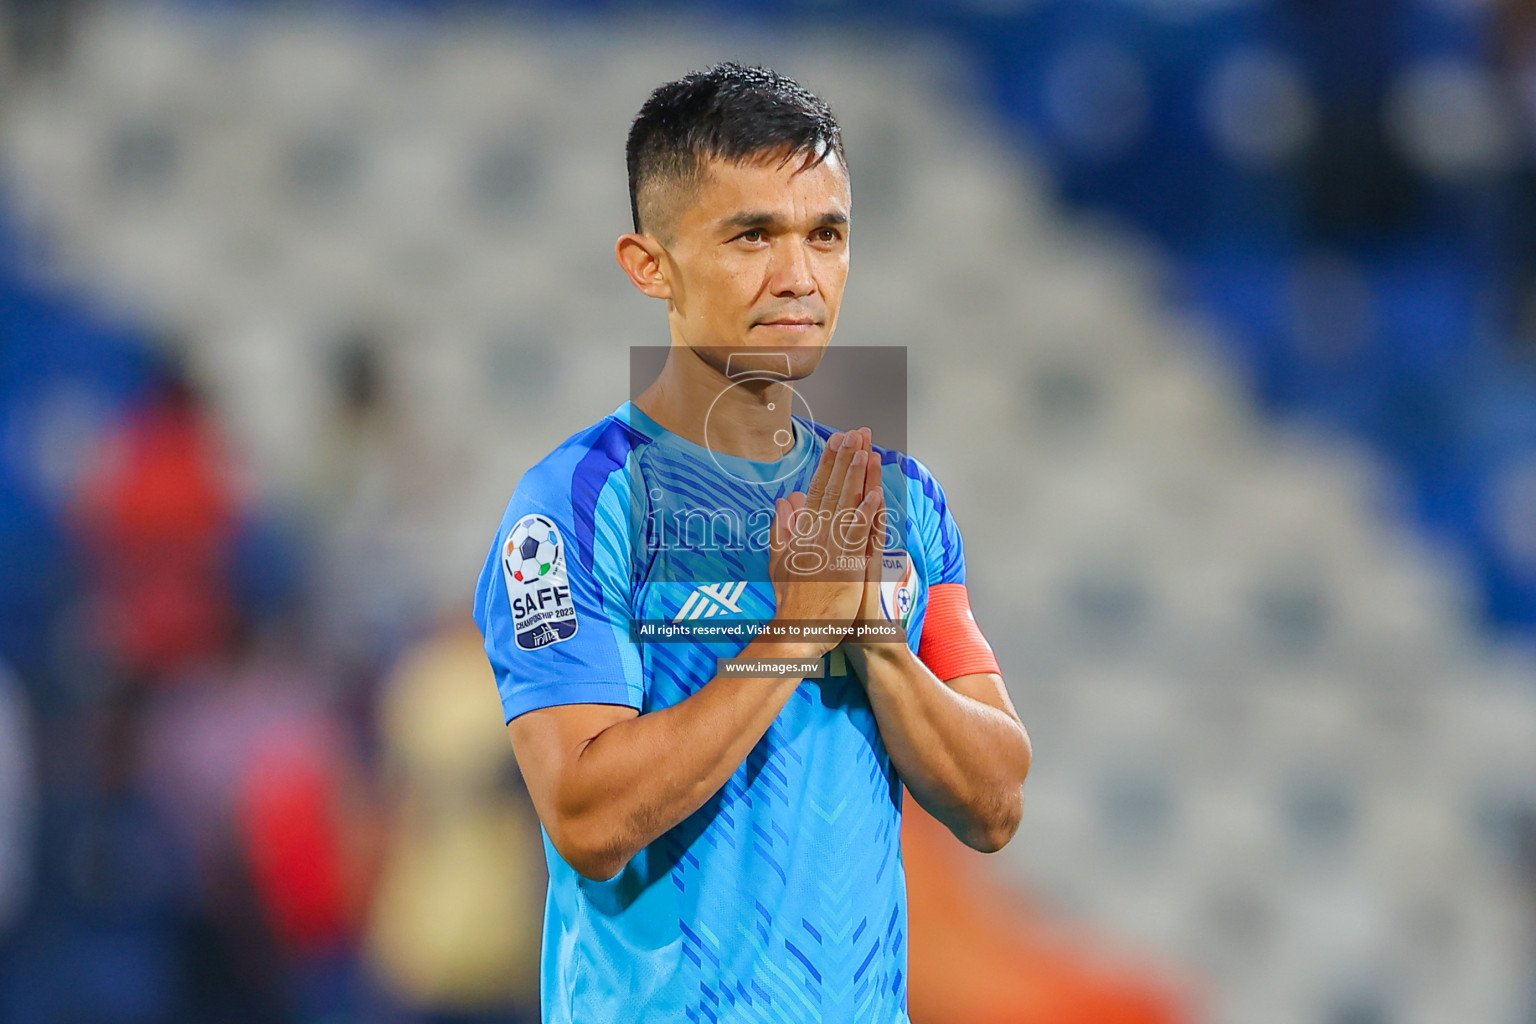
<box><xmin>503</xmin><ymin>513</ymin><xmax>578</xmax><ymax>651</ymax></box>
<box><xmin>674</xmin><ymin>581</ymin><xmax>748</xmax><ymax>621</ymax></box>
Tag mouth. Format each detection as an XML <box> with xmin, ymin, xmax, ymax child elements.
<box><xmin>754</xmin><ymin>318</ymin><xmax>820</xmax><ymax>329</ymax></box>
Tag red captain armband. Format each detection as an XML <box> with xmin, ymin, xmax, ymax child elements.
<box><xmin>917</xmin><ymin>583</ymin><xmax>1001</xmax><ymax>681</ymax></box>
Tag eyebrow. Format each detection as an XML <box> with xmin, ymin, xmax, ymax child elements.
<box><xmin>721</xmin><ymin>210</ymin><xmax>849</xmax><ymax>232</ymax></box>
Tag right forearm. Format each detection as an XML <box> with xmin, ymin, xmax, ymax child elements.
<box><xmin>554</xmin><ymin>637</ymin><xmax>820</xmax><ymax>878</ymax></box>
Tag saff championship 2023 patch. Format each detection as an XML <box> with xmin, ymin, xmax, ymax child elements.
<box><xmin>502</xmin><ymin>513</ymin><xmax>579</xmax><ymax>651</ymax></box>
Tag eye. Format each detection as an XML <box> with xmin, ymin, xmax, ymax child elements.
<box><xmin>736</xmin><ymin>228</ymin><xmax>765</xmax><ymax>243</ymax></box>
<box><xmin>813</xmin><ymin>227</ymin><xmax>842</xmax><ymax>244</ymax></box>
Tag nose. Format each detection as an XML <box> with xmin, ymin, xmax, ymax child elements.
<box><xmin>767</xmin><ymin>236</ymin><xmax>816</xmax><ymax>299</ymax></box>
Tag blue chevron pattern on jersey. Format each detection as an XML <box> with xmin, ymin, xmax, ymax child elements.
<box><xmin>473</xmin><ymin>400</ymin><xmax>972</xmax><ymax>1024</ymax></box>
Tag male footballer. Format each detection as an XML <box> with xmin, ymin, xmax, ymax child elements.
<box><xmin>474</xmin><ymin>62</ymin><xmax>1031</xmax><ymax>1023</ymax></box>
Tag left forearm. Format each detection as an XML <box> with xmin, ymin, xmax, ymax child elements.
<box><xmin>844</xmin><ymin>642</ymin><xmax>1030</xmax><ymax>852</ymax></box>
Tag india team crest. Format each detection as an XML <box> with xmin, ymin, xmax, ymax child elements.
<box><xmin>503</xmin><ymin>513</ymin><xmax>579</xmax><ymax>650</ymax></box>
<box><xmin>878</xmin><ymin>549</ymin><xmax>919</xmax><ymax>628</ymax></box>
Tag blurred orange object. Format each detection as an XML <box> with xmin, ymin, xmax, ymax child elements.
<box><xmin>903</xmin><ymin>795</ymin><xmax>1197</xmax><ymax>1024</ymax></box>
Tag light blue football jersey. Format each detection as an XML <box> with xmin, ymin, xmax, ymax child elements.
<box><xmin>473</xmin><ymin>400</ymin><xmax>970</xmax><ymax>1024</ymax></box>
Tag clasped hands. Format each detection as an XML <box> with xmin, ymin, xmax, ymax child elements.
<box><xmin>767</xmin><ymin>427</ymin><xmax>895</xmax><ymax>658</ymax></box>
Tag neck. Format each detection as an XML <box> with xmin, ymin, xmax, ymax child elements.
<box><xmin>634</xmin><ymin>346</ymin><xmax>799</xmax><ymax>462</ymax></box>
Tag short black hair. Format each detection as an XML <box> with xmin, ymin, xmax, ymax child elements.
<box><xmin>625</xmin><ymin>62</ymin><xmax>846</xmax><ymax>237</ymax></box>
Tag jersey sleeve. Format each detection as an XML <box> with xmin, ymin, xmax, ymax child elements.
<box><xmin>903</xmin><ymin>454</ymin><xmax>967</xmax><ymax>587</ymax></box>
<box><xmin>474</xmin><ymin>455</ymin><xmax>645</xmax><ymax>724</ymax></box>
<box><xmin>905</xmin><ymin>456</ymin><xmax>1001</xmax><ymax>681</ymax></box>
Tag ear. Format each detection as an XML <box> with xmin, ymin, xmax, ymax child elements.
<box><xmin>615</xmin><ymin>232</ymin><xmax>672</xmax><ymax>300</ymax></box>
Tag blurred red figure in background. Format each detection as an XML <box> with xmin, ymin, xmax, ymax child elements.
<box><xmin>71</xmin><ymin>365</ymin><xmax>240</xmax><ymax>681</ymax></box>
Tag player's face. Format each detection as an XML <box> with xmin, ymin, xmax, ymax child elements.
<box><xmin>662</xmin><ymin>152</ymin><xmax>850</xmax><ymax>378</ymax></box>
